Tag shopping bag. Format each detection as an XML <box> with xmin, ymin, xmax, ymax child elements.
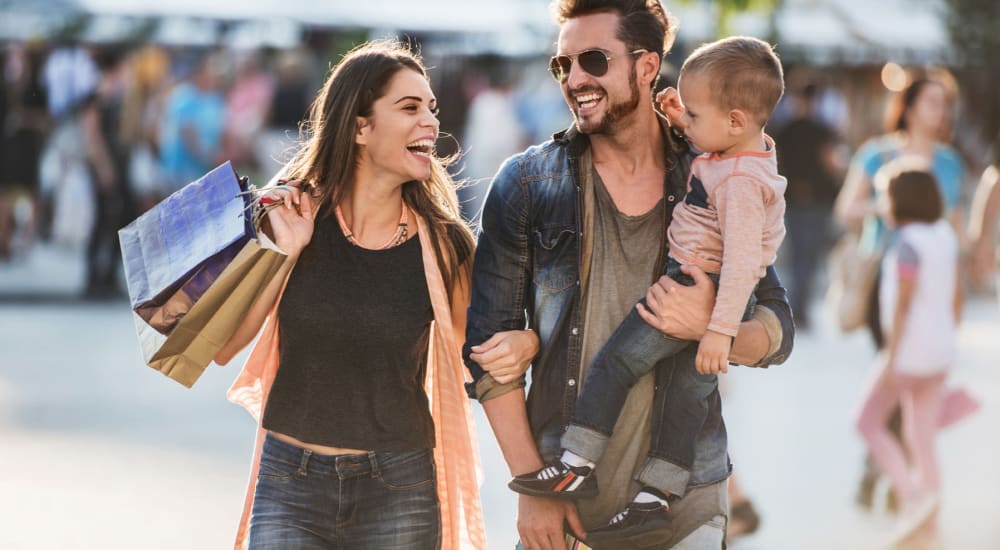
<box><xmin>825</xmin><ymin>231</ymin><xmax>886</xmax><ymax>332</ymax></box>
<box><xmin>119</xmin><ymin>161</ymin><xmax>287</xmax><ymax>386</ymax></box>
<box><xmin>133</xmin><ymin>236</ymin><xmax>285</xmax><ymax>387</ymax></box>
<box><xmin>119</xmin><ymin>161</ymin><xmax>255</xmax><ymax>336</ymax></box>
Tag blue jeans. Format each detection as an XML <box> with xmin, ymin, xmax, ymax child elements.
<box><xmin>563</xmin><ymin>258</ymin><xmax>753</xmax><ymax>496</ymax></box>
<box><xmin>249</xmin><ymin>434</ymin><xmax>441</xmax><ymax>549</ymax></box>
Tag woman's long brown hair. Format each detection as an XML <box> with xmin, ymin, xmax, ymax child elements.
<box><xmin>883</xmin><ymin>68</ymin><xmax>958</xmax><ymax>142</ymax></box>
<box><xmin>281</xmin><ymin>39</ymin><xmax>474</xmax><ymax>293</ymax></box>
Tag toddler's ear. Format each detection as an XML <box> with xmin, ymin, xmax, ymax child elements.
<box><xmin>728</xmin><ymin>109</ymin><xmax>750</xmax><ymax>134</ymax></box>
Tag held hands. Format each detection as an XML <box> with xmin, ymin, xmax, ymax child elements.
<box><xmin>470</xmin><ymin>330</ymin><xmax>540</xmax><ymax>384</ymax></box>
<box><xmin>262</xmin><ymin>180</ymin><xmax>316</xmax><ymax>259</ymax></box>
<box><xmin>655</xmin><ymin>87</ymin><xmax>687</xmax><ymax>130</ymax></box>
<box><xmin>636</xmin><ymin>264</ymin><xmax>714</xmax><ymax>341</ymax></box>
<box><xmin>696</xmin><ymin>331</ymin><xmax>731</xmax><ymax>375</ymax></box>
<box><xmin>517</xmin><ymin>494</ymin><xmax>585</xmax><ymax>550</ymax></box>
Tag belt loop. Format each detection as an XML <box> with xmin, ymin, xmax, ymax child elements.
<box><xmin>297</xmin><ymin>449</ymin><xmax>312</xmax><ymax>477</ymax></box>
<box><xmin>367</xmin><ymin>451</ymin><xmax>379</xmax><ymax>478</ymax></box>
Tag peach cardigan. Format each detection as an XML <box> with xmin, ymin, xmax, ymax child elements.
<box><xmin>226</xmin><ymin>212</ymin><xmax>486</xmax><ymax>549</ymax></box>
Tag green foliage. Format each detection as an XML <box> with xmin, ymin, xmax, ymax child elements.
<box><xmin>673</xmin><ymin>0</ymin><xmax>780</xmax><ymax>37</ymax></box>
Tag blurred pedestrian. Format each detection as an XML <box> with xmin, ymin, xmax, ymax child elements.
<box><xmin>12</xmin><ymin>42</ymin><xmax>51</xmax><ymax>247</ymax></box>
<box><xmin>158</xmin><ymin>53</ymin><xmax>226</xmax><ymax>194</ymax></box>
<box><xmin>835</xmin><ymin>71</ymin><xmax>966</xmax><ymax>511</ymax></box>
<box><xmin>213</xmin><ymin>40</ymin><xmax>488</xmax><ymax>549</ymax></box>
<box><xmin>855</xmin><ymin>161</ymin><xmax>960</xmax><ymax>543</ymax></box>
<box><xmin>120</xmin><ymin>43</ymin><xmax>171</xmax><ymax>213</ymax></box>
<box><xmin>81</xmin><ymin>48</ymin><xmax>135</xmax><ymax>299</ymax></box>
<box><xmin>835</xmin><ymin>71</ymin><xmax>965</xmax><ymax>287</ymax></box>
<box><xmin>255</xmin><ymin>49</ymin><xmax>311</xmax><ymax>177</ymax></box>
<box><xmin>773</xmin><ymin>82</ymin><xmax>844</xmax><ymax>328</ymax></box>
<box><xmin>39</xmin><ymin>41</ymin><xmax>99</xmax><ymax>248</ymax></box>
<box><xmin>459</xmin><ymin>56</ymin><xmax>528</xmax><ymax>218</ymax></box>
<box><xmin>222</xmin><ymin>51</ymin><xmax>274</xmax><ymax>175</ymax></box>
<box><xmin>968</xmin><ymin>143</ymin><xmax>1000</xmax><ymax>290</ymax></box>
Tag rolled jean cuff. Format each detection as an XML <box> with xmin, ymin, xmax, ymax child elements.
<box><xmin>637</xmin><ymin>455</ymin><xmax>691</xmax><ymax>497</ymax></box>
<box><xmin>560</xmin><ymin>424</ymin><xmax>610</xmax><ymax>464</ymax></box>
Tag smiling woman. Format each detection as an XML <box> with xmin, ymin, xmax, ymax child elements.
<box><xmin>212</xmin><ymin>40</ymin><xmax>495</xmax><ymax>550</ymax></box>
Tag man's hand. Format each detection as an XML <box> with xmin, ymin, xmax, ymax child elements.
<box><xmin>636</xmin><ymin>264</ymin><xmax>714</xmax><ymax>341</ymax></box>
<box><xmin>517</xmin><ymin>495</ymin><xmax>585</xmax><ymax>550</ymax></box>
<box><xmin>696</xmin><ymin>331</ymin><xmax>731</xmax><ymax>375</ymax></box>
<box><xmin>655</xmin><ymin>86</ymin><xmax>686</xmax><ymax>129</ymax></box>
<box><xmin>470</xmin><ymin>330</ymin><xmax>539</xmax><ymax>384</ymax></box>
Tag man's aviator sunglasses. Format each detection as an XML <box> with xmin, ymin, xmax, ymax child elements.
<box><xmin>549</xmin><ymin>49</ymin><xmax>648</xmax><ymax>82</ymax></box>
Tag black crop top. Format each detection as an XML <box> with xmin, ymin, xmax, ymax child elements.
<box><xmin>262</xmin><ymin>214</ymin><xmax>435</xmax><ymax>451</ymax></box>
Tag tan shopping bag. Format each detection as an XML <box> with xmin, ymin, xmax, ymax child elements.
<box><xmin>133</xmin><ymin>238</ymin><xmax>286</xmax><ymax>387</ymax></box>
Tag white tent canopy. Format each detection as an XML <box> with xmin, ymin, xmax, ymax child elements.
<box><xmin>4</xmin><ymin>0</ymin><xmax>955</xmax><ymax>65</ymax></box>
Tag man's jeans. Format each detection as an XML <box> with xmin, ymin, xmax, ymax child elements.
<box><xmin>249</xmin><ymin>434</ymin><xmax>441</xmax><ymax>549</ymax></box>
<box><xmin>563</xmin><ymin>259</ymin><xmax>752</xmax><ymax>496</ymax></box>
<box><xmin>672</xmin><ymin>515</ymin><xmax>727</xmax><ymax>549</ymax></box>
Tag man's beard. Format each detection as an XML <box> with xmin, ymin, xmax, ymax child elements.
<box><xmin>574</xmin><ymin>65</ymin><xmax>641</xmax><ymax>135</ymax></box>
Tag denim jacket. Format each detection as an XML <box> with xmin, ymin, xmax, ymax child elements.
<box><xmin>463</xmin><ymin>120</ymin><xmax>795</xmax><ymax>485</ymax></box>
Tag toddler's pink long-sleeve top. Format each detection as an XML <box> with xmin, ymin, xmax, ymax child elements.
<box><xmin>667</xmin><ymin>137</ymin><xmax>787</xmax><ymax>337</ymax></box>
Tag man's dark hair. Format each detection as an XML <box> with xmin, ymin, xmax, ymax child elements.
<box><xmin>551</xmin><ymin>0</ymin><xmax>678</xmax><ymax>86</ymax></box>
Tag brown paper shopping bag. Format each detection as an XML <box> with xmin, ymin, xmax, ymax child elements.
<box><xmin>134</xmin><ymin>238</ymin><xmax>286</xmax><ymax>387</ymax></box>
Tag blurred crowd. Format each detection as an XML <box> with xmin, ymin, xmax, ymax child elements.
<box><xmin>0</xmin><ymin>40</ymin><xmax>317</xmax><ymax>297</ymax></box>
<box><xmin>0</xmin><ymin>39</ymin><xmax>568</xmax><ymax>299</ymax></box>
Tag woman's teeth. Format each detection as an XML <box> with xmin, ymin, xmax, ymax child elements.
<box><xmin>406</xmin><ymin>139</ymin><xmax>434</xmax><ymax>158</ymax></box>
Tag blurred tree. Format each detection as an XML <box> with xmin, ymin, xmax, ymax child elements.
<box><xmin>945</xmin><ymin>0</ymin><xmax>1000</xmax><ymax>160</ymax></box>
<box><xmin>675</xmin><ymin>0</ymin><xmax>780</xmax><ymax>38</ymax></box>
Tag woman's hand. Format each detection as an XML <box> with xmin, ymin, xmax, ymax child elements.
<box><xmin>262</xmin><ymin>180</ymin><xmax>316</xmax><ymax>259</ymax></box>
<box><xmin>470</xmin><ymin>330</ymin><xmax>539</xmax><ymax>384</ymax></box>
<box><xmin>636</xmin><ymin>264</ymin><xmax>714</xmax><ymax>341</ymax></box>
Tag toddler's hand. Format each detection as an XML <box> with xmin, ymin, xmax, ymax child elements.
<box><xmin>655</xmin><ymin>87</ymin><xmax>686</xmax><ymax>129</ymax></box>
<box><xmin>696</xmin><ymin>331</ymin><xmax>732</xmax><ymax>375</ymax></box>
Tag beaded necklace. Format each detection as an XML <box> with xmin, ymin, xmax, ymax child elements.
<box><xmin>334</xmin><ymin>203</ymin><xmax>409</xmax><ymax>250</ymax></box>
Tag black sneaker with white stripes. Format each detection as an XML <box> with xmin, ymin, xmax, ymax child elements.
<box><xmin>507</xmin><ymin>460</ymin><xmax>599</xmax><ymax>499</ymax></box>
<box><xmin>584</xmin><ymin>500</ymin><xmax>673</xmax><ymax>548</ymax></box>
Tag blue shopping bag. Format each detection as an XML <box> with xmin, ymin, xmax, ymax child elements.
<box><xmin>119</xmin><ymin>161</ymin><xmax>255</xmax><ymax>336</ymax></box>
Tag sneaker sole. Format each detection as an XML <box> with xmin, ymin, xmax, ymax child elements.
<box><xmin>507</xmin><ymin>479</ymin><xmax>599</xmax><ymax>500</ymax></box>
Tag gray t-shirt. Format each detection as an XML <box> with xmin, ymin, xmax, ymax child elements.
<box><xmin>574</xmin><ymin>170</ymin><xmax>727</xmax><ymax>545</ymax></box>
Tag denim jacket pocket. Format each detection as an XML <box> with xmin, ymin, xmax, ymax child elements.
<box><xmin>532</xmin><ymin>226</ymin><xmax>577</xmax><ymax>292</ymax></box>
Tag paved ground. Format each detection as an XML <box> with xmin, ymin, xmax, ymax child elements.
<box><xmin>1</xmin><ymin>244</ymin><xmax>998</xmax><ymax>549</ymax></box>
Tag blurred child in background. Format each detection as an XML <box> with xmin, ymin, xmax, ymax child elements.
<box><xmin>856</xmin><ymin>159</ymin><xmax>961</xmax><ymax>543</ymax></box>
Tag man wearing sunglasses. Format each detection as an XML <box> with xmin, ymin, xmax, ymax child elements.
<box><xmin>463</xmin><ymin>1</ymin><xmax>795</xmax><ymax>549</ymax></box>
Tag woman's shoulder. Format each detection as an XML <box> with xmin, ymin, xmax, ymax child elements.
<box><xmin>863</xmin><ymin>134</ymin><xmax>900</xmax><ymax>154</ymax></box>
<box><xmin>898</xmin><ymin>220</ymin><xmax>958</xmax><ymax>249</ymax></box>
<box><xmin>932</xmin><ymin>144</ymin><xmax>964</xmax><ymax>168</ymax></box>
<box><xmin>853</xmin><ymin>135</ymin><xmax>896</xmax><ymax>171</ymax></box>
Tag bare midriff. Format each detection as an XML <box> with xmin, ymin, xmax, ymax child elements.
<box><xmin>269</xmin><ymin>430</ymin><xmax>368</xmax><ymax>456</ymax></box>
